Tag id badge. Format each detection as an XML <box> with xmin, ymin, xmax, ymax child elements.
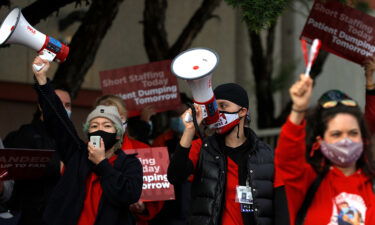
<box><xmin>235</xmin><ymin>185</ymin><xmax>253</xmax><ymax>204</ymax></box>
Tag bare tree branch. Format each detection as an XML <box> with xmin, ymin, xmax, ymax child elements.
<box><xmin>58</xmin><ymin>10</ymin><xmax>87</xmax><ymax>31</ymax></box>
<box><xmin>52</xmin><ymin>0</ymin><xmax>125</xmax><ymax>98</ymax></box>
<box><xmin>143</xmin><ymin>0</ymin><xmax>222</xmax><ymax>61</ymax></box>
<box><xmin>0</xmin><ymin>0</ymin><xmax>10</xmax><ymax>9</ymax></box>
<box><xmin>143</xmin><ymin>0</ymin><xmax>169</xmax><ymax>61</ymax></box>
<box><xmin>22</xmin><ymin>0</ymin><xmax>87</xmax><ymax>26</ymax></box>
<box><xmin>168</xmin><ymin>0</ymin><xmax>222</xmax><ymax>58</ymax></box>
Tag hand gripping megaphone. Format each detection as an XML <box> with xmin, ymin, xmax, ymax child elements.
<box><xmin>0</xmin><ymin>8</ymin><xmax>69</xmax><ymax>71</ymax></box>
<box><xmin>171</xmin><ymin>47</ymin><xmax>219</xmax><ymax>125</ymax></box>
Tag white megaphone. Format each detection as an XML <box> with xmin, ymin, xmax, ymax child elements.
<box><xmin>0</xmin><ymin>8</ymin><xmax>69</xmax><ymax>71</ymax></box>
<box><xmin>171</xmin><ymin>47</ymin><xmax>219</xmax><ymax>125</ymax></box>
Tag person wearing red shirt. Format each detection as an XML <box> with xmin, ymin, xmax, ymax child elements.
<box><xmin>275</xmin><ymin>74</ymin><xmax>375</xmax><ymax>225</ymax></box>
<box><xmin>32</xmin><ymin>56</ymin><xmax>143</xmax><ymax>225</ymax></box>
<box><xmin>94</xmin><ymin>95</ymin><xmax>164</xmax><ymax>225</ymax></box>
<box><xmin>168</xmin><ymin>83</ymin><xmax>275</xmax><ymax>225</ymax></box>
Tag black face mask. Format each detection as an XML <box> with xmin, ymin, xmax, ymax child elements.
<box><xmin>88</xmin><ymin>130</ymin><xmax>118</xmax><ymax>151</ymax></box>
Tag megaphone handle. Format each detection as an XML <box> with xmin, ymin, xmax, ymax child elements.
<box><xmin>33</xmin><ymin>49</ymin><xmax>56</xmax><ymax>71</ymax></box>
<box><xmin>184</xmin><ymin>104</ymin><xmax>207</xmax><ymax>123</ymax></box>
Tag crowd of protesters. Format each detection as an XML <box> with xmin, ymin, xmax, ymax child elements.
<box><xmin>0</xmin><ymin>53</ymin><xmax>375</xmax><ymax>225</ymax></box>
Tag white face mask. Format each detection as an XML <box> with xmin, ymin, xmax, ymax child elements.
<box><xmin>65</xmin><ymin>109</ymin><xmax>72</xmax><ymax>119</ymax></box>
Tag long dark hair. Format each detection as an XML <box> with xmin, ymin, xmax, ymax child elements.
<box><xmin>306</xmin><ymin>103</ymin><xmax>375</xmax><ymax>178</ymax></box>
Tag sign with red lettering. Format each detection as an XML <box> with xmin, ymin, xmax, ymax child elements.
<box><xmin>300</xmin><ymin>0</ymin><xmax>375</xmax><ymax>65</ymax></box>
<box><xmin>0</xmin><ymin>148</ymin><xmax>54</xmax><ymax>180</ymax></box>
<box><xmin>99</xmin><ymin>60</ymin><xmax>181</xmax><ymax>117</ymax></box>
<box><xmin>125</xmin><ymin>147</ymin><xmax>175</xmax><ymax>202</ymax></box>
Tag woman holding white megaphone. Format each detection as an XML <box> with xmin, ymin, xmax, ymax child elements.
<box><xmin>31</xmin><ymin>55</ymin><xmax>143</xmax><ymax>225</ymax></box>
<box><xmin>167</xmin><ymin>83</ymin><xmax>275</xmax><ymax>225</ymax></box>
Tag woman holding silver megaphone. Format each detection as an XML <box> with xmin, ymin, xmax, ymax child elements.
<box><xmin>167</xmin><ymin>47</ymin><xmax>275</xmax><ymax>225</ymax></box>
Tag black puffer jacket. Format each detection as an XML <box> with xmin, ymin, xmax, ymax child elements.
<box><xmin>168</xmin><ymin>130</ymin><xmax>274</xmax><ymax>225</ymax></box>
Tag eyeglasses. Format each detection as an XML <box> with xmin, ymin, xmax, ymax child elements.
<box><xmin>320</xmin><ymin>99</ymin><xmax>357</xmax><ymax>108</ymax></box>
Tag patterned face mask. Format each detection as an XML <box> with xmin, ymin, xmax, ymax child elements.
<box><xmin>211</xmin><ymin>108</ymin><xmax>242</xmax><ymax>135</ymax></box>
<box><xmin>320</xmin><ymin>138</ymin><xmax>363</xmax><ymax>167</ymax></box>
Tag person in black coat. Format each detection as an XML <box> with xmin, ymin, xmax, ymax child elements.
<box><xmin>3</xmin><ymin>88</ymin><xmax>71</xmax><ymax>225</ymax></box>
<box><xmin>32</xmin><ymin>56</ymin><xmax>143</xmax><ymax>225</ymax></box>
<box><xmin>168</xmin><ymin>83</ymin><xmax>275</xmax><ymax>225</ymax></box>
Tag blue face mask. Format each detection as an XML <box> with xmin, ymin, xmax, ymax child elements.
<box><xmin>170</xmin><ymin>117</ymin><xmax>185</xmax><ymax>134</ymax></box>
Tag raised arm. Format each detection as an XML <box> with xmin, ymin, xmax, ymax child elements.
<box><xmin>275</xmin><ymin>74</ymin><xmax>314</xmax><ymax>183</ymax></box>
<box><xmin>289</xmin><ymin>74</ymin><xmax>313</xmax><ymax>125</ymax></box>
<box><xmin>167</xmin><ymin>105</ymin><xmax>203</xmax><ymax>184</ymax></box>
<box><xmin>32</xmin><ymin>56</ymin><xmax>83</xmax><ymax>163</ymax></box>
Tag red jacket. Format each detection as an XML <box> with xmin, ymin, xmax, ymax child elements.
<box><xmin>275</xmin><ymin>118</ymin><xmax>375</xmax><ymax>225</ymax></box>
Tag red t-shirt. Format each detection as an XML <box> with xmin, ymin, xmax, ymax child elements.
<box><xmin>188</xmin><ymin>139</ymin><xmax>244</xmax><ymax>225</ymax></box>
<box><xmin>77</xmin><ymin>155</ymin><xmax>118</xmax><ymax>225</ymax></box>
<box><xmin>275</xmin><ymin>118</ymin><xmax>375</xmax><ymax>225</ymax></box>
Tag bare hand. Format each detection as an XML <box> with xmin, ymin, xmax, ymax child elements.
<box><xmin>289</xmin><ymin>74</ymin><xmax>313</xmax><ymax>111</ymax></box>
<box><xmin>87</xmin><ymin>139</ymin><xmax>106</xmax><ymax>165</ymax></box>
<box><xmin>140</xmin><ymin>106</ymin><xmax>156</xmax><ymax>122</ymax></box>
<box><xmin>32</xmin><ymin>55</ymin><xmax>50</xmax><ymax>85</ymax></box>
<box><xmin>129</xmin><ymin>201</ymin><xmax>146</xmax><ymax>214</ymax></box>
<box><xmin>181</xmin><ymin>104</ymin><xmax>204</xmax><ymax>131</ymax></box>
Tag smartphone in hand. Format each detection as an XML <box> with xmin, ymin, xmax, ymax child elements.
<box><xmin>90</xmin><ymin>136</ymin><xmax>101</xmax><ymax>148</ymax></box>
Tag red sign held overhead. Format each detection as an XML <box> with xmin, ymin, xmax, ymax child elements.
<box><xmin>300</xmin><ymin>0</ymin><xmax>375</xmax><ymax>65</ymax></box>
<box><xmin>99</xmin><ymin>60</ymin><xmax>181</xmax><ymax>117</ymax></box>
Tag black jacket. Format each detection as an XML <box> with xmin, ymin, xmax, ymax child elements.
<box><xmin>168</xmin><ymin>130</ymin><xmax>274</xmax><ymax>225</ymax></box>
<box><xmin>3</xmin><ymin>119</ymin><xmax>61</xmax><ymax>225</ymax></box>
<box><xmin>35</xmin><ymin>81</ymin><xmax>143</xmax><ymax>225</ymax></box>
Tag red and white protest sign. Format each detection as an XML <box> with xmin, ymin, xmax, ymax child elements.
<box><xmin>300</xmin><ymin>0</ymin><xmax>375</xmax><ymax>65</ymax></box>
<box><xmin>0</xmin><ymin>148</ymin><xmax>54</xmax><ymax>180</ymax></box>
<box><xmin>99</xmin><ymin>60</ymin><xmax>181</xmax><ymax>117</ymax></box>
<box><xmin>125</xmin><ymin>147</ymin><xmax>175</xmax><ymax>202</ymax></box>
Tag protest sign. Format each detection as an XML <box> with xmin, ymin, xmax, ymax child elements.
<box><xmin>300</xmin><ymin>0</ymin><xmax>375</xmax><ymax>64</ymax></box>
<box><xmin>125</xmin><ymin>147</ymin><xmax>175</xmax><ymax>202</ymax></box>
<box><xmin>100</xmin><ymin>60</ymin><xmax>181</xmax><ymax>117</ymax></box>
<box><xmin>0</xmin><ymin>148</ymin><xmax>54</xmax><ymax>180</ymax></box>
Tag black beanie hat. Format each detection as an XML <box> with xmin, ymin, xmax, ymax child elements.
<box><xmin>214</xmin><ymin>83</ymin><xmax>249</xmax><ymax>109</ymax></box>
